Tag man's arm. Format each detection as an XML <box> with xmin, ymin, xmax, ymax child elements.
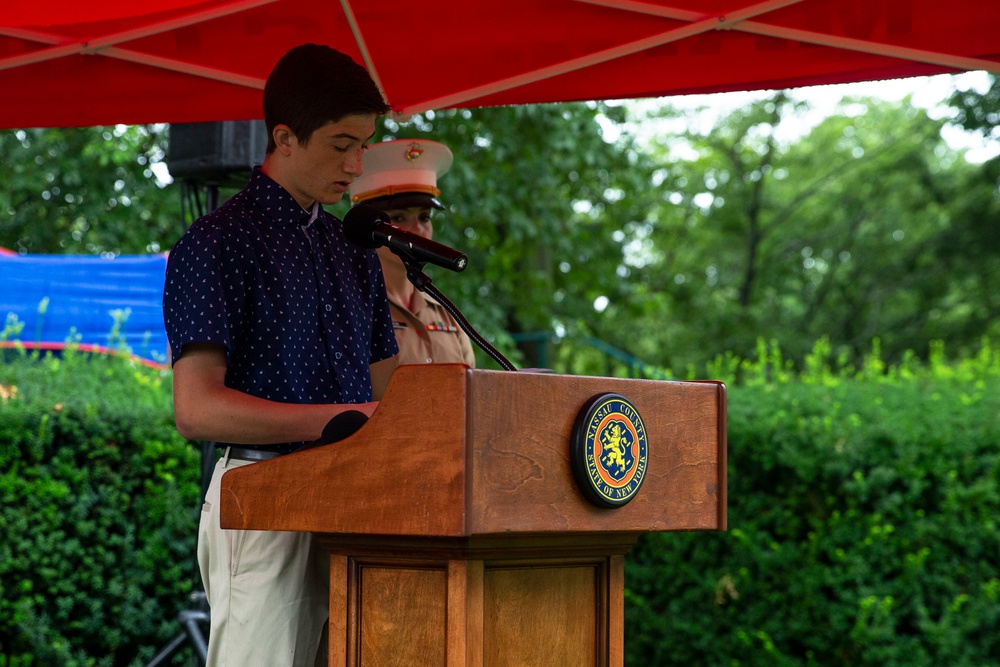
<box><xmin>172</xmin><ymin>343</ymin><xmax>379</xmax><ymax>444</ymax></box>
<box><xmin>461</xmin><ymin>332</ymin><xmax>476</xmax><ymax>368</ymax></box>
<box><xmin>369</xmin><ymin>355</ymin><xmax>398</xmax><ymax>401</ymax></box>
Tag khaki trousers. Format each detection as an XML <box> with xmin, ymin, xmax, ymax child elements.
<box><xmin>198</xmin><ymin>454</ymin><xmax>330</xmax><ymax>667</ymax></box>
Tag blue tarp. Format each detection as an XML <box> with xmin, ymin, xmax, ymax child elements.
<box><xmin>0</xmin><ymin>251</ymin><xmax>168</xmax><ymax>366</ymax></box>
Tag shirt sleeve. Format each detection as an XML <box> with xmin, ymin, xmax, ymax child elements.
<box><xmin>162</xmin><ymin>220</ymin><xmax>247</xmax><ymax>365</ymax></box>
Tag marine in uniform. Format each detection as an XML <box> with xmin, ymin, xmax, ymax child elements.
<box><xmin>349</xmin><ymin>139</ymin><xmax>476</xmax><ymax>367</ymax></box>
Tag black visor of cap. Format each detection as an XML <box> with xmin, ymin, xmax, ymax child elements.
<box><xmin>367</xmin><ymin>192</ymin><xmax>444</xmax><ymax>211</ymax></box>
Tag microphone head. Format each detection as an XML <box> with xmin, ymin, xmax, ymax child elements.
<box><xmin>343</xmin><ymin>204</ymin><xmax>388</xmax><ymax>249</ymax></box>
<box><xmin>294</xmin><ymin>409</ymin><xmax>369</xmax><ymax>453</ymax></box>
<box><xmin>321</xmin><ymin>409</ymin><xmax>369</xmax><ymax>444</ymax></box>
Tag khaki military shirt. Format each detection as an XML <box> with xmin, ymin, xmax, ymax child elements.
<box><xmin>387</xmin><ymin>298</ymin><xmax>475</xmax><ymax>366</ymax></box>
<box><xmin>380</xmin><ymin>249</ymin><xmax>475</xmax><ymax>367</ymax></box>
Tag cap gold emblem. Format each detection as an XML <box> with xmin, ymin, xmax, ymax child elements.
<box><xmin>405</xmin><ymin>143</ymin><xmax>423</xmax><ymax>161</ymax></box>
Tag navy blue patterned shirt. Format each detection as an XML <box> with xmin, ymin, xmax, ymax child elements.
<box><xmin>163</xmin><ymin>168</ymin><xmax>398</xmax><ymax>412</ymax></box>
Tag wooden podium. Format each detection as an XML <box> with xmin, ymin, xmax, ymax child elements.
<box><xmin>220</xmin><ymin>365</ymin><xmax>726</xmax><ymax>666</ymax></box>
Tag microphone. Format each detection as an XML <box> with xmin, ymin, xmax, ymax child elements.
<box><xmin>343</xmin><ymin>204</ymin><xmax>468</xmax><ymax>273</ymax></box>
<box><xmin>295</xmin><ymin>410</ymin><xmax>369</xmax><ymax>452</ymax></box>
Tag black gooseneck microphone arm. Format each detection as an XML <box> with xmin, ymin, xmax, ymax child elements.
<box><xmin>394</xmin><ymin>248</ymin><xmax>518</xmax><ymax>372</ymax></box>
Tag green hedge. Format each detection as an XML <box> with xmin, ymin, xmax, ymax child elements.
<box><xmin>625</xmin><ymin>340</ymin><xmax>1000</xmax><ymax>666</ymax></box>
<box><xmin>2</xmin><ymin>340</ymin><xmax>999</xmax><ymax>665</ymax></box>
<box><xmin>0</xmin><ymin>347</ymin><xmax>200</xmax><ymax>667</ymax></box>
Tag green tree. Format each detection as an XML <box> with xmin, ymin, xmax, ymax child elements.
<box><xmin>624</xmin><ymin>92</ymin><xmax>999</xmax><ymax>373</ymax></box>
<box><xmin>948</xmin><ymin>74</ymin><xmax>1000</xmax><ymax>141</ymax></box>
<box><xmin>940</xmin><ymin>73</ymin><xmax>1000</xmax><ymax>353</ymax></box>
<box><xmin>0</xmin><ymin>125</ymin><xmax>179</xmax><ymax>256</ymax></box>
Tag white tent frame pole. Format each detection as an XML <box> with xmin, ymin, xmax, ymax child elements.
<box><xmin>740</xmin><ymin>23</ymin><xmax>1000</xmax><ymax>74</ymax></box>
<box><xmin>584</xmin><ymin>0</ymin><xmax>1000</xmax><ymax>74</ymax></box>
<box><xmin>398</xmin><ymin>0</ymin><xmax>806</xmax><ymax>114</ymax></box>
<box><xmin>0</xmin><ymin>27</ymin><xmax>63</xmax><ymax>44</ymax></box>
<box><xmin>341</xmin><ymin>0</ymin><xmax>389</xmax><ymax>101</ymax></box>
<box><xmin>0</xmin><ymin>0</ymin><xmax>278</xmax><ymax>88</ymax></box>
<box><xmin>102</xmin><ymin>47</ymin><xmax>266</xmax><ymax>88</ymax></box>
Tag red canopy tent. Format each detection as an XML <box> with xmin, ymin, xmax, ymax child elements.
<box><xmin>1</xmin><ymin>0</ymin><xmax>998</xmax><ymax>129</ymax></box>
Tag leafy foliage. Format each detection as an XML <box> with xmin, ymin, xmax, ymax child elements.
<box><xmin>625</xmin><ymin>339</ymin><xmax>1000</xmax><ymax>666</ymax></box>
<box><xmin>0</xmin><ymin>126</ymin><xmax>179</xmax><ymax>256</ymax></box>
<box><xmin>0</xmin><ymin>349</ymin><xmax>200</xmax><ymax>666</ymax></box>
<box><xmin>948</xmin><ymin>75</ymin><xmax>1000</xmax><ymax>142</ymax></box>
<box><xmin>3</xmin><ymin>83</ymin><xmax>1000</xmax><ymax>376</ymax></box>
<box><xmin>623</xmin><ymin>91</ymin><xmax>1000</xmax><ymax>374</ymax></box>
<box><xmin>2</xmin><ymin>337</ymin><xmax>998</xmax><ymax>665</ymax></box>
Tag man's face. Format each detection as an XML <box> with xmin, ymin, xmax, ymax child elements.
<box><xmin>385</xmin><ymin>207</ymin><xmax>434</xmax><ymax>240</ymax></box>
<box><xmin>282</xmin><ymin>114</ymin><xmax>377</xmax><ymax>209</ymax></box>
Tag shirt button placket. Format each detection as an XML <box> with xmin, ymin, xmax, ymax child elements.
<box><xmin>308</xmin><ymin>225</ymin><xmax>340</xmax><ymax>384</ymax></box>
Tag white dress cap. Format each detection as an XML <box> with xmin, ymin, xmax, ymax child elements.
<box><xmin>349</xmin><ymin>139</ymin><xmax>454</xmax><ymax>205</ymax></box>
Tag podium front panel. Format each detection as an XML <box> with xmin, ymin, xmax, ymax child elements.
<box><xmin>466</xmin><ymin>370</ymin><xmax>726</xmax><ymax>535</ymax></box>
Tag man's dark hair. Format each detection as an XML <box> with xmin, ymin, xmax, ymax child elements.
<box><xmin>263</xmin><ymin>43</ymin><xmax>391</xmax><ymax>153</ymax></box>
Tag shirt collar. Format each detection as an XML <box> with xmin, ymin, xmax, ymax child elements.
<box><xmin>247</xmin><ymin>167</ymin><xmax>321</xmax><ymax>228</ymax></box>
<box><xmin>306</xmin><ymin>201</ymin><xmax>321</xmax><ymax>227</ymax></box>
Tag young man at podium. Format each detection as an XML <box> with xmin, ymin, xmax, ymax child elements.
<box><xmin>348</xmin><ymin>139</ymin><xmax>476</xmax><ymax>368</ymax></box>
<box><xmin>163</xmin><ymin>44</ymin><xmax>399</xmax><ymax>666</ymax></box>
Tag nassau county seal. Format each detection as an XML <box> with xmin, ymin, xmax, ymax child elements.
<box><xmin>571</xmin><ymin>393</ymin><xmax>649</xmax><ymax>508</ymax></box>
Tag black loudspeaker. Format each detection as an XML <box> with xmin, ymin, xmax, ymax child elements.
<box><xmin>167</xmin><ymin>121</ymin><xmax>268</xmax><ymax>186</ymax></box>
